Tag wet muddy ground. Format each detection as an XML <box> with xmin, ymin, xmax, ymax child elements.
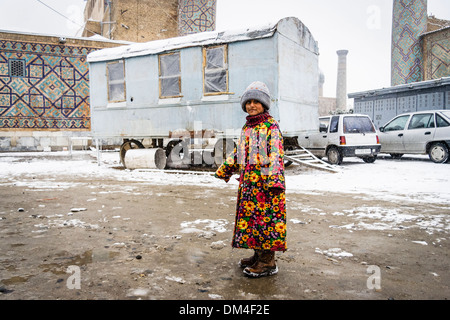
<box><xmin>0</xmin><ymin>152</ymin><xmax>449</xmax><ymax>301</ymax></box>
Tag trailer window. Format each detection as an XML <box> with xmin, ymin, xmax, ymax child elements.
<box><xmin>107</xmin><ymin>60</ymin><xmax>126</xmax><ymax>102</ymax></box>
<box><xmin>159</xmin><ymin>52</ymin><xmax>181</xmax><ymax>98</ymax></box>
<box><xmin>203</xmin><ymin>45</ymin><xmax>228</xmax><ymax>94</ymax></box>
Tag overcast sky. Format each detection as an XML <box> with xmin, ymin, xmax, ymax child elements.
<box><xmin>0</xmin><ymin>0</ymin><xmax>449</xmax><ymax>101</ymax></box>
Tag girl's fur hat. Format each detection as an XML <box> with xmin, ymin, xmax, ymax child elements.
<box><xmin>240</xmin><ymin>81</ymin><xmax>271</xmax><ymax>112</ymax></box>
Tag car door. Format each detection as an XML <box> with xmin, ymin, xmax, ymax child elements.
<box><xmin>327</xmin><ymin>115</ymin><xmax>340</xmax><ymax>146</ymax></box>
<box><xmin>402</xmin><ymin>113</ymin><xmax>436</xmax><ymax>153</ymax></box>
<box><xmin>379</xmin><ymin>114</ymin><xmax>410</xmax><ymax>153</ymax></box>
<box><xmin>306</xmin><ymin>116</ymin><xmax>331</xmax><ymax>157</ymax></box>
<box><xmin>435</xmin><ymin>111</ymin><xmax>450</xmax><ymax>140</ymax></box>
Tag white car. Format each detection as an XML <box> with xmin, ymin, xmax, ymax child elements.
<box><xmin>298</xmin><ymin>114</ymin><xmax>381</xmax><ymax>165</ymax></box>
<box><xmin>378</xmin><ymin>110</ymin><xmax>450</xmax><ymax>163</ymax></box>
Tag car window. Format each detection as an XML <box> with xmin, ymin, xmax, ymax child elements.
<box><xmin>330</xmin><ymin>116</ymin><xmax>339</xmax><ymax>133</ymax></box>
<box><xmin>408</xmin><ymin>113</ymin><xmax>434</xmax><ymax>129</ymax></box>
<box><xmin>440</xmin><ymin>111</ymin><xmax>450</xmax><ymax>121</ymax></box>
<box><xmin>343</xmin><ymin>116</ymin><xmax>376</xmax><ymax>133</ymax></box>
<box><xmin>319</xmin><ymin>117</ymin><xmax>330</xmax><ymax>132</ymax></box>
<box><xmin>383</xmin><ymin>115</ymin><xmax>410</xmax><ymax>132</ymax></box>
<box><xmin>436</xmin><ymin>114</ymin><xmax>450</xmax><ymax>128</ymax></box>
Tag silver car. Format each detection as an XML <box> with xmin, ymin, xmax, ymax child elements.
<box><xmin>379</xmin><ymin>110</ymin><xmax>450</xmax><ymax>163</ymax></box>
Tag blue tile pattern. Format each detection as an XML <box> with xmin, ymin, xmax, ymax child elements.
<box><xmin>178</xmin><ymin>0</ymin><xmax>216</xmax><ymax>36</ymax></box>
<box><xmin>0</xmin><ymin>40</ymin><xmax>95</xmax><ymax>130</ymax></box>
<box><xmin>391</xmin><ymin>0</ymin><xmax>428</xmax><ymax>86</ymax></box>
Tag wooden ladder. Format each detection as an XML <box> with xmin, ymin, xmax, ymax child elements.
<box><xmin>285</xmin><ymin>147</ymin><xmax>340</xmax><ymax>173</ymax></box>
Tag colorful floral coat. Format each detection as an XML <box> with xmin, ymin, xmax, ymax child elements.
<box><xmin>215</xmin><ymin>114</ymin><xmax>287</xmax><ymax>252</ymax></box>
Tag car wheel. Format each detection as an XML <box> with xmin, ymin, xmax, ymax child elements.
<box><xmin>327</xmin><ymin>147</ymin><xmax>343</xmax><ymax>165</ymax></box>
<box><xmin>362</xmin><ymin>155</ymin><xmax>377</xmax><ymax>163</ymax></box>
<box><xmin>390</xmin><ymin>153</ymin><xmax>403</xmax><ymax>159</ymax></box>
<box><xmin>428</xmin><ymin>142</ymin><xmax>449</xmax><ymax>163</ymax></box>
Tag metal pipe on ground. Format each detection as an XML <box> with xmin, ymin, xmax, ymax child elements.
<box><xmin>123</xmin><ymin>148</ymin><xmax>167</xmax><ymax>169</ymax></box>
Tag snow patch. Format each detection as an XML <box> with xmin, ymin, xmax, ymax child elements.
<box><xmin>315</xmin><ymin>247</ymin><xmax>353</xmax><ymax>258</ymax></box>
<box><xmin>180</xmin><ymin>219</ymin><xmax>229</xmax><ymax>234</ymax></box>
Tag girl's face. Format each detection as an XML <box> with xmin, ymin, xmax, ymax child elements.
<box><xmin>245</xmin><ymin>99</ymin><xmax>265</xmax><ymax>116</ymax></box>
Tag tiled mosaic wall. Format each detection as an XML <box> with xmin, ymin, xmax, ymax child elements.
<box><xmin>178</xmin><ymin>0</ymin><xmax>216</xmax><ymax>36</ymax></box>
<box><xmin>0</xmin><ymin>40</ymin><xmax>97</xmax><ymax>130</ymax></box>
<box><xmin>423</xmin><ymin>28</ymin><xmax>450</xmax><ymax>80</ymax></box>
<box><xmin>391</xmin><ymin>0</ymin><xmax>428</xmax><ymax>86</ymax></box>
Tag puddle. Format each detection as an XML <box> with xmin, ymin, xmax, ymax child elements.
<box><xmin>1</xmin><ymin>275</ymin><xmax>33</xmax><ymax>285</ymax></box>
<box><xmin>10</xmin><ymin>243</ymin><xmax>26</xmax><ymax>247</ymax></box>
<box><xmin>38</xmin><ymin>249</ymin><xmax>121</xmax><ymax>275</ymax></box>
<box><xmin>39</xmin><ymin>250</ymin><xmax>93</xmax><ymax>275</ymax></box>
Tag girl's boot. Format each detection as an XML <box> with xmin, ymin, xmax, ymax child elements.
<box><xmin>243</xmin><ymin>250</ymin><xmax>278</xmax><ymax>278</ymax></box>
<box><xmin>238</xmin><ymin>250</ymin><xmax>259</xmax><ymax>268</ymax></box>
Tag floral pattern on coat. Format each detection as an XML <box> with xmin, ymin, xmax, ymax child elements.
<box><xmin>215</xmin><ymin>116</ymin><xmax>287</xmax><ymax>252</ymax></box>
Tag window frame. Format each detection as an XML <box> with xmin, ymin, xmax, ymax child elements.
<box><xmin>319</xmin><ymin>117</ymin><xmax>330</xmax><ymax>133</ymax></box>
<box><xmin>158</xmin><ymin>51</ymin><xmax>182</xmax><ymax>99</ymax></box>
<box><xmin>436</xmin><ymin>113</ymin><xmax>450</xmax><ymax>128</ymax></box>
<box><xmin>343</xmin><ymin>116</ymin><xmax>376</xmax><ymax>134</ymax></box>
<box><xmin>383</xmin><ymin>115</ymin><xmax>410</xmax><ymax>132</ymax></box>
<box><xmin>329</xmin><ymin>116</ymin><xmax>340</xmax><ymax>133</ymax></box>
<box><xmin>106</xmin><ymin>59</ymin><xmax>126</xmax><ymax>103</ymax></box>
<box><xmin>202</xmin><ymin>44</ymin><xmax>229</xmax><ymax>96</ymax></box>
<box><xmin>407</xmin><ymin>113</ymin><xmax>434</xmax><ymax>130</ymax></box>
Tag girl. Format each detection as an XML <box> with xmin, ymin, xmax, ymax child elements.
<box><xmin>215</xmin><ymin>81</ymin><xmax>287</xmax><ymax>278</ymax></box>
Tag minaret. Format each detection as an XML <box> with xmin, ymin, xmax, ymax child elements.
<box><xmin>178</xmin><ymin>0</ymin><xmax>217</xmax><ymax>36</ymax></box>
<box><xmin>336</xmin><ymin>50</ymin><xmax>349</xmax><ymax>111</ymax></box>
<box><xmin>391</xmin><ymin>0</ymin><xmax>428</xmax><ymax>86</ymax></box>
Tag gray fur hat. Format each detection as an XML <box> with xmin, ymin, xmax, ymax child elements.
<box><xmin>240</xmin><ymin>81</ymin><xmax>271</xmax><ymax>112</ymax></box>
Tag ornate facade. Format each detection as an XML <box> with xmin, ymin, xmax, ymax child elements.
<box><xmin>0</xmin><ymin>32</ymin><xmax>123</xmax><ymax>150</ymax></box>
<box><xmin>391</xmin><ymin>0</ymin><xmax>428</xmax><ymax>86</ymax></box>
<box><xmin>0</xmin><ymin>39</ymin><xmax>94</xmax><ymax>131</ymax></box>
<box><xmin>178</xmin><ymin>0</ymin><xmax>216</xmax><ymax>36</ymax></box>
<box><xmin>422</xmin><ymin>23</ymin><xmax>450</xmax><ymax>81</ymax></box>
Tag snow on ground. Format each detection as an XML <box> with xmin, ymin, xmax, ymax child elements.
<box><xmin>289</xmin><ymin>156</ymin><xmax>450</xmax><ymax>205</ymax></box>
<box><xmin>1</xmin><ymin>150</ymin><xmax>449</xmax><ymax>236</ymax></box>
<box><xmin>1</xmin><ymin>150</ymin><xmax>449</xmax><ymax>204</ymax></box>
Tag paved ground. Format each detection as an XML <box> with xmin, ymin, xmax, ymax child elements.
<box><xmin>0</xmin><ymin>152</ymin><xmax>449</xmax><ymax>301</ymax></box>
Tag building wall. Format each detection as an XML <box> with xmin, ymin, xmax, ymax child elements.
<box><xmin>0</xmin><ymin>31</ymin><xmax>123</xmax><ymax>151</ymax></box>
<box><xmin>422</xmin><ymin>27</ymin><xmax>450</xmax><ymax>81</ymax></box>
<box><xmin>83</xmin><ymin>0</ymin><xmax>180</xmax><ymax>42</ymax></box>
<box><xmin>351</xmin><ymin>80</ymin><xmax>450</xmax><ymax>129</ymax></box>
<box><xmin>427</xmin><ymin>15</ymin><xmax>450</xmax><ymax>32</ymax></box>
<box><xmin>112</xmin><ymin>0</ymin><xmax>179</xmax><ymax>42</ymax></box>
<box><xmin>318</xmin><ymin>97</ymin><xmax>337</xmax><ymax>116</ymax></box>
<box><xmin>83</xmin><ymin>0</ymin><xmax>217</xmax><ymax>41</ymax></box>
